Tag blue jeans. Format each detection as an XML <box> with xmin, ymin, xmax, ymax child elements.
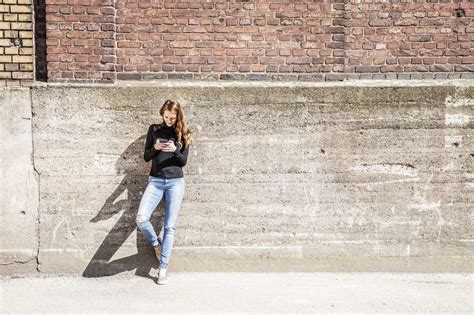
<box><xmin>135</xmin><ymin>175</ymin><xmax>185</xmax><ymax>269</ymax></box>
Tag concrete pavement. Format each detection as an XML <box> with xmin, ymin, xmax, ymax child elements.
<box><xmin>1</xmin><ymin>272</ymin><xmax>473</xmax><ymax>313</ymax></box>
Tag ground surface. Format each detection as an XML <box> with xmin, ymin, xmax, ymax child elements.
<box><xmin>1</xmin><ymin>272</ymin><xmax>473</xmax><ymax>313</ymax></box>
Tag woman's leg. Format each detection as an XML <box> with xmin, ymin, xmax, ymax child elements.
<box><xmin>135</xmin><ymin>177</ymin><xmax>165</xmax><ymax>248</ymax></box>
<box><xmin>159</xmin><ymin>177</ymin><xmax>185</xmax><ymax>270</ymax></box>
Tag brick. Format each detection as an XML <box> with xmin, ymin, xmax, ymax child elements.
<box><xmin>0</xmin><ymin>38</ymin><xmax>11</xmax><ymax>46</ymax></box>
<box><xmin>101</xmin><ymin>39</ymin><xmax>114</xmax><ymax>47</ymax></box>
<box><xmin>10</xmin><ymin>5</ymin><xmax>32</xmax><ymax>13</ymax></box>
<box><xmin>12</xmin><ymin>55</ymin><xmax>32</xmax><ymax>62</ymax></box>
<box><xmin>11</xmin><ymin>22</ymin><xmax>33</xmax><ymax>30</ymax></box>
<box><xmin>355</xmin><ymin>66</ymin><xmax>380</xmax><ymax>73</ymax></box>
<box><xmin>4</xmin><ymin>47</ymin><xmax>19</xmax><ymax>54</ymax></box>
<box><xmin>17</xmin><ymin>80</ymin><xmax>34</xmax><ymax>87</ymax></box>
<box><xmin>0</xmin><ymin>55</ymin><xmax>12</xmax><ymax>62</ymax></box>
<box><xmin>0</xmin><ymin>72</ymin><xmax>12</xmax><ymax>79</ymax></box>
<box><xmin>5</xmin><ymin>63</ymin><xmax>19</xmax><ymax>71</ymax></box>
<box><xmin>0</xmin><ymin>31</ymin><xmax>18</xmax><ymax>38</ymax></box>
<box><xmin>420</xmin><ymin>18</ymin><xmax>444</xmax><ymax>26</ymax></box>
<box><xmin>18</xmin><ymin>30</ymin><xmax>32</xmax><ymax>38</ymax></box>
<box><xmin>12</xmin><ymin>71</ymin><xmax>33</xmax><ymax>79</ymax></box>
<box><xmin>460</xmin><ymin>57</ymin><xmax>474</xmax><ymax>64</ymax></box>
<box><xmin>409</xmin><ymin>35</ymin><xmax>431</xmax><ymax>42</ymax></box>
<box><xmin>19</xmin><ymin>63</ymin><xmax>33</xmax><ymax>71</ymax></box>
<box><xmin>17</xmin><ymin>14</ymin><xmax>32</xmax><ymax>22</ymax></box>
<box><xmin>6</xmin><ymin>79</ymin><xmax>22</xmax><ymax>86</ymax></box>
<box><xmin>368</xmin><ymin>19</ymin><xmax>392</xmax><ymax>27</ymax></box>
<box><xmin>3</xmin><ymin>14</ymin><xmax>18</xmax><ymax>22</ymax></box>
<box><xmin>22</xmin><ymin>39</ymin><xmax>33</xmax><ymax>47</ymax></box>
<box><xmin>19</xmin><ymin>47</ymin><xmax>33</xmax><ymax>54</ymax></box>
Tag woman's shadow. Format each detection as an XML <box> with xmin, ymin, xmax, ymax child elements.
<box><xmin>82</xmin><ymin>135</ymin><xmax>164</xmax><ymax>279</ymax></box>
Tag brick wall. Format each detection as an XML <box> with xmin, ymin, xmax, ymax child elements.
<box><xmin>6</xmin><ymin>0</ymin><xmax>474</xmax><ymax>84</ymax></box>
<box><xmin>45</xmin><ymin>0</ymin><xmax>115</xmax><ymax>82</ymax></box>
<box><xmin>344</xmin><ymin>0</ymin><xmax>472</xmax><ymax>78</ymax></box>
<box><xmin>0</xmin><ymin>0</ymin><xmax>34</xmax><ymax>85</ymax></box>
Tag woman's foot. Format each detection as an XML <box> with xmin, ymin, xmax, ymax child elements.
<box><xmin>156</xmin><ymin>268</ymin><xmax>168</xmax><ymax>285</ymax></box>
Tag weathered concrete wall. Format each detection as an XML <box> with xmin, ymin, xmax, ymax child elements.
<box><xmin>1</xmin><ymin>80</ymin><xmax>473</xmax><ymax>277</ymax></box>
<box><xmin>0</xmin><ymin>88</ymin><xmax>39</xmax><ymax>275</ymax></box>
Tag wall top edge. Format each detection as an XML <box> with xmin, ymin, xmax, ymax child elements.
<box><xmin>18</xmin><ymin>79</ymin><xmax>474</xmax><ymax>89</ymax></box>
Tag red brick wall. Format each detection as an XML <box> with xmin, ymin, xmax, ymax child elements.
<box><xmin>44</xmin><ymin>0</ymin><xmax>473</xmax><ymax>83</ymax></box>
<box><xmin>345</xmin><ymin>0</ymin><xmax>472</xmax><ymax>78</ymax></box>
<box><xmin>45</xmin><ymin>0</ymin><xmax>115</xmax><ymax>82</ymax></box>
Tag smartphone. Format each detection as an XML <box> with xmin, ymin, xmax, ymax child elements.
<box><xmin>158</xmin><ymin>138</ymin><xmax>170</xmax><ymax>144</ymax></box>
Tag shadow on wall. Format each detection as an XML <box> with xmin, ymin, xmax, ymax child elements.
<box><xmin>82</xmin><ymin>135</ymin><xmax>164</xmax><ymax>279</ymax></box>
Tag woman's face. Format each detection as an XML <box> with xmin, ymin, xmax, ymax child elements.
<box><xmin>163</xmin><ymin>109</ymin><xmax>177</xmax><ymax>127</ymax></box>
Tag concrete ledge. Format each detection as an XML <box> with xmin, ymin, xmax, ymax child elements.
<box><xmin>31</xmin><ymin>78</ymin><xmax>474</xmax><ymax>88</ymax></box>
<box><xmin>23</xmin><ymin>244</ymin><xmax>473</xmax><ymax>277</ymax></box>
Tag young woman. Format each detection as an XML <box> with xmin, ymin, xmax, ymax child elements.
<box><xmin>136</xmin><ymin>100</ymin><xmax>193</xmax><ymax>285</ymax></box>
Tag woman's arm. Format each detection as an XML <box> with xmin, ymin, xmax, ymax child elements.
<box><xmin>173</xmin><ymin>141</ymin><xmax>190</xmax><ymax>167</ymax></box>
<box><xmin>144</xmin><ymin>124</ymin><xmax>159</xmax><ymax>162</ymax></box>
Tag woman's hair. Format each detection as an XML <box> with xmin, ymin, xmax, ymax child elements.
<box><xmin>160</xmin><ymin>100</ymin><xmax>193</xmax><ymax>150</ymax></box>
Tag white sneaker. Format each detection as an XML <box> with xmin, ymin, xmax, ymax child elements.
<box><xmin>156</xmin><ymin>269</ymin><xmax>168</xmax><ymax>285</ymax></box>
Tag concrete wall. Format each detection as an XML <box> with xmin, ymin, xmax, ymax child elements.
<box><xmin>0</xmin><ymin>87</ymin><xmax>39</xmax><ymax>275</ymax></box>
<box><xmin>1</xmin><ymin>80</ymin><xmax>473</xmax><ymax>277</ymax></box>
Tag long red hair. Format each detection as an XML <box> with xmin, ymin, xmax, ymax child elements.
<box><xmin>159</xmin><ymin>100</ymin><xmax>193</xmax><ymax>150</ymax></box>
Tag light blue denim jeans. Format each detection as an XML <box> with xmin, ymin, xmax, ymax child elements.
<box><xmin>135</xmin><ymin>175</ymin><xmax>185</xmax><ymax>269</ymax></box>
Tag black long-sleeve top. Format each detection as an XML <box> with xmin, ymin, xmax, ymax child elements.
<box><xmin>144</xmin><ymin>122</ymin><xmax>190</xmax><ymax>178</ymax></box>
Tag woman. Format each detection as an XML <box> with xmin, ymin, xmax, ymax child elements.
<box><xmin>136</xmin><ymin>100</ymin><xmax>193</xmax><ymax>285</ymax></box>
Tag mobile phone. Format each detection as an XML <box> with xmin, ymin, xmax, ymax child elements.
<box><xmin>158</xmin><ymin>138</ymin><xmax>169</xmax><ymax>144</ymax></box>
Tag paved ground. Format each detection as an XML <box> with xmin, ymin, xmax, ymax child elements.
<box><xmin>1</xmin><ymin>272</ymin><xmax>473</xmax><ymax>313</ymax></box>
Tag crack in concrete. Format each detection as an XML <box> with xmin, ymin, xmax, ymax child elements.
<box><xmin>0</xmin><ymin>258</ymin><xmax>36</xmax><ymax>265</ymax></box>
<box><xmin>29</xmin><ymin>87</ymin><xmax>41</xmax><ymax>274</ymax></box>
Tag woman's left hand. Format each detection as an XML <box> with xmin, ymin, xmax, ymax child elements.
<box><xmin>163</xmin><ymin>141</ymin><xmax>176</xmax><ymax>152</ymax></box>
